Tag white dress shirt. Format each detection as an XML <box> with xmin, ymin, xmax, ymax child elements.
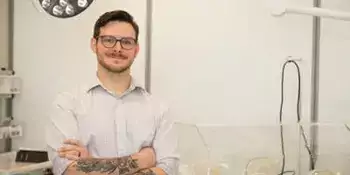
<box><xmin>45</xmin><ymin>77</ymin><xmax>179</xmax><ymax>175</ymax></box>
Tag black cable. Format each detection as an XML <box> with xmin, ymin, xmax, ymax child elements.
<box><xmin>345</xmin><ymin>124</ymin><xmax>350</xmax><ymax>132</ymax></box>
<box><xmin>279</xmin><ymin>60</ymin><xmax>315</xmax><ymax>175</ymax></box>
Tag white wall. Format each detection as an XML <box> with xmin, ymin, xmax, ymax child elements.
<box><xmin>318</xmin><ymin>0</ymin><xmax>350</xmax><ymax>123</ymax></box>
<box><xmin>151</xmin><ymin>0</ymin><xmax>313</xmax><ymax>125</ymax></box>
<box><xmin>315</xmin><ymin>0</ymin><xmax>350</xmax><ymax>174</ymax></box>
<box><xmin>12</xmin><ymin>0</ymin><xmax>147</xmax><ymax>149</ymax></box>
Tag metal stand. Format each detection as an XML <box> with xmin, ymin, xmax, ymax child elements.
<box><xmin>0</xmin><ymin>0</ymin><xmax>14</xmax><ymax>153</ymax></box>
<box><xmin>310</xmin><ymin>0</ymin><xmax>321</xmax><ymax>170</ymax></box>
<box><xmin>145</xmin><ymin>0</ymin><xmax>153</xmax><ymax>92</ymax></box>
<box><xmin>0</xmin><ymin>70</ymin><xmax>14</xmax><ymax>153</ymax></box>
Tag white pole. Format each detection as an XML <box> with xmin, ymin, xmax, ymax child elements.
<box><xmin>272</xmin><ymin>7</ymin><xmax>350</xmax><ymax>21</ymax></box>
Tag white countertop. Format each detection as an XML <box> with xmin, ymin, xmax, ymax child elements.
<box><xmin>0</xmin><ymin>152</ymin><xmax>52</xmax><ymax>175</ymax></box>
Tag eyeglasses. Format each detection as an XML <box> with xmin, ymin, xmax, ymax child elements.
<box><xmin>97</xmin><ymin>35</ymin><xmax>137</xmax><ymax>50</ymax></box>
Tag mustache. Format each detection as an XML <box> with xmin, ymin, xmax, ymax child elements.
<box><xmin>105</xmin><ymin>52</ymin><xmax>127</xmax><ymax>59</ymax></box>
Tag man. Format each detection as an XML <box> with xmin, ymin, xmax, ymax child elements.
<box><xmin>45</xmin><ymin>10</ymin><xmax>179</xmax><ymax>175</ymax></box>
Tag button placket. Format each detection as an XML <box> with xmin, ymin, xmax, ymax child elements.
<box><xmin>114</xmin><ymin>98</ymin><xmax>131</xmax><ymax>156</ymax></box>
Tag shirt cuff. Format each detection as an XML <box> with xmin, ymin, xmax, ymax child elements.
<box><xmin>51</xmin><ymin>156</ymin><xmax>72</xmax><ymax>175</ymax></box>
<box><xmin>156</xmin><ymin>158</ymin><xmax>180</xmax><ymax>175</ymax></box>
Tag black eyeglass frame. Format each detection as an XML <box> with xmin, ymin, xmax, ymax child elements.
<box><xmin>96</xmin><ymin>35</ymin><xmax>137</xmax><ymax>50</ymax></box>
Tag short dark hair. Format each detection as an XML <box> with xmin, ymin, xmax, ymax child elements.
<box><xmin>93</xmin><ymin>10</ymin><xmax>139</xmax><ymax>42</ymax></box>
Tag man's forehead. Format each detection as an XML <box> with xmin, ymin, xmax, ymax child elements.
<box><xmin>100</xmin><ymin>21</ymin><xmax>135</xmax><ymax>36</ymax></box>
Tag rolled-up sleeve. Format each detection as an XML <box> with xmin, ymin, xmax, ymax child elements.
<box><xmin>153</xmin><ymin>107</ymin><xmax>180</xmax><ymax>175</ymax></box>
<box><xmin>45</xmin><ymin>92</ymin><xmax>79</xmax><ymax>175</ymax></box>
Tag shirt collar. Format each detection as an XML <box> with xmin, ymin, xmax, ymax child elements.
<box><xmin>84</xmin><ymin>73</ymin><xmax>145</xmax><ymax>93</ymax></box>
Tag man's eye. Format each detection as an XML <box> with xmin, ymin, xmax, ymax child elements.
<box><xmin>103</xmin><ymin>38</ymin><xmax>114</xmax><ymax>43</ymax></box>
<box><xmin>122</xmin><ymin>39</ymin><xmax>136</xmax><ymax>45</ymax></box>
<box><xmin>121</xmin><ymin>40</ymin><xmax>132</xmax><ymax>45</ymax></box>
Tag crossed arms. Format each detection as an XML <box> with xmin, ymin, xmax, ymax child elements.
<box><xmin>70</xmin><ymin>157</ymin><xmax>156</xmax><ymax>175</ymax></box>
<box><xmin>46</xmin><ymin>92</ymin><xmax>179</xmax><ymax>175</ymax></box>
<box><xmin>58</xmin><ymin>139</ymin><xmax>162</xmax><ymax>175</ymax></box>
<box><xmin>64</xmin><ymin>151</ymin><xmax>162</xmax><ymax>175</ymax></box>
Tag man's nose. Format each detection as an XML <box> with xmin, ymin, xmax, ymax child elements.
<box><xmin>113</xmin><ymin>41</ymin><xmax>122</xmax><ymax>51</ymax></box>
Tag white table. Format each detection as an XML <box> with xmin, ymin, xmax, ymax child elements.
<box><xmin>0</xmin><ymin>152</ymin><xmax>52</xmax><ymax>175</ymax></box>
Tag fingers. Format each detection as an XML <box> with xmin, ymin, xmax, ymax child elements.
<box><xmin>65</xmin><ymin>154</ymin><xmax>80</xmax><ymax>160</ymax></box>
<box><xmin>58</xmin><ymin>144</ymin><xmax>83</xmax><ymax>152</ymax></box>
<box><xmin>59</xmin><ymin>150</ymin><xmax>80</xmax><ymax>160</ymax></box>
<box><xmin>64</xmin><ymin>139</ymin><xmax>83</xmax><ymax>147</ymax></box>
<box><xmin>58</xmin><ymin>150</ymin><xmax>80</xmax><ymax>157</ymax></box>
<box><xmin>58</xmin><ymin>144</ymin><xmax>82</xmax><ymax>160</ymax></box>
<box><xmin>58</xmin><ymin>140</ymin><xmax>91</xmax><ymax>160</ymax></box>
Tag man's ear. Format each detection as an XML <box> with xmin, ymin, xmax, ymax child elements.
<box><xmin>134</xmin><ymin>43</ymin><xmax>140</xmax><ymax>56</ymax></box>
<box><xmin>90</xmin><ymin>38</ymin><xmax>97</xmax><ymax>53</ymax></box>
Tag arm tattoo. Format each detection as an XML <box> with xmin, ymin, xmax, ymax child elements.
<box><xmin>74</xmin><ymin>156</ymin><xmax>140</xmax><ymax>175</ymax></box>
<box><xmin>133</xmin><ymin>169</ymin><xmax>156</xmax><ymax>175</ymax></box>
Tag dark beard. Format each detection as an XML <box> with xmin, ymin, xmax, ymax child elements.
<box><xmin>98</xmin><ymin>57</ymin><xmax>132</xmax><ymax>73</ymax></box>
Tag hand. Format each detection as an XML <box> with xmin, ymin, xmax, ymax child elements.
<box><xmin>58</xmin><ymin>139</ymin><xmax>91</xmax><ymax>160</ymax></box>
<box><xmin>132</xmin><ymin>147</ymin><xmax>156</xmax><ymax>170</ymax></box>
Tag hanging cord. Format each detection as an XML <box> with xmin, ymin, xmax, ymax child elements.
<box><xmin>279</xmin><ymin>59</ymin><xmax>315</xmax><ymax>175</ymax></box>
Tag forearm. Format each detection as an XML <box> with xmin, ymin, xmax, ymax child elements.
<box><xmin>64</xmin><ymin>155</ymin><xmax>140</xmax><ymax>175</ymax></box>
<box><xmin>65</xmin><ymin>162</ymin><xmax>164</xmax><ymax>175</ymax></box>
<box><xmin>134</xmin><ymin>168</ymin><xmax>164</xmax><ymax>175</ymax></box>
